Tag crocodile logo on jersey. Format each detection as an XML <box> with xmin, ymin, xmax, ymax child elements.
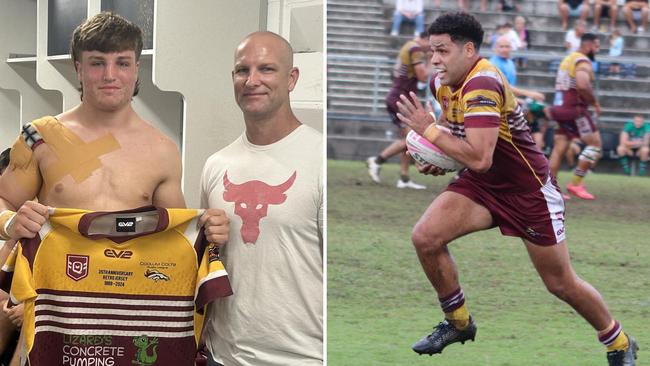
<box><xmin>222</xmin><ymin>171</ymin><xmax>297</xmax><ymax>244</ymax></box>
<box><xmin>144</xmin><ymin>269</ymin><xmax>170</xmax><ymax>282</ymax></box>
<box><xmin>132</xmin><ymin>335</ymin><xmax>158</xmax><ymax>365</ymax></box>
<box><xmin>66</xmin><ymin>255</ymin><xmax>89</xmax><ymax>281</ymax></box>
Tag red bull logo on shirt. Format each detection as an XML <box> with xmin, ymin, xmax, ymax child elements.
<box><xmin>222</xmin><ymin>171</ymin><xmax>297</xmax><ymax>244</ymax></box>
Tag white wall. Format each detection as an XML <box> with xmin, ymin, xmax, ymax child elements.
<box><xmin>0</xmin><ymin>0</ymin><xmax>60</xmax><ymax>140</ymax></box>
<box><xmin>268</xmin><ymin>0</ymin><xmax>324</xmax><ymax>132</ymax></box>
<box><xmin>154</xmin><ymin>0</ymin><xmax>268</xmax><ymax>207</ymax></box>
<box><xmin>0</xmin><ymin>90</ymin><xmax>20</xmax><ymax>149</ymax></box>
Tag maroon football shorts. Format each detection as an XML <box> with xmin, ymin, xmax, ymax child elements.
<box><xmin>549</xmin><ymin>105</ymin><xmax>598</xmax><ymax>139</ymax></box>
<box><xmin>446</xmin><ymin>174</ymin><xmax>566</xmax><ymax>246</ymax></box>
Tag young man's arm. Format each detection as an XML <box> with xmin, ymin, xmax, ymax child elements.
<box><xmin>0</xmin><ymin>141</ymin><xmax>49</xmax><ymax>241</ymax></box>
<box><xmin>151</xmin><ymin>141</ymin><xmax>186</xmax><ymax>209</ymax></box>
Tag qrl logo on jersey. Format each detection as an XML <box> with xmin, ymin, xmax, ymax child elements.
<box><xmin>66</xmin><ymin>255</ymin><xmax>89</xmax><ymax>281</ymax></box>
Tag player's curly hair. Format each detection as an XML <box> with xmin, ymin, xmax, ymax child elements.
<box><xmin>580</xmin><ymin>32</ymin><xmax>598</xmax><ymax>43</ymax></box>
<box><xmin>428</xmin><ymin>12</ymin><xmax>484</xmax><ymax>51</ymax></box>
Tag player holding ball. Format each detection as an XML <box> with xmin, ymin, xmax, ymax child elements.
<box><xmin>395</xmin><ymin>11</ymin><xmax>637</xmax><ymax>366</ymax></box>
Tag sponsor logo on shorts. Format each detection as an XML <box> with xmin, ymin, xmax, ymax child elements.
<box><xmin>525</xmin><ymin>227</ymin><xmax>541</xmax><ymax>238</ymax></box>
<box><xmin>144</xmin><ymin>269</ymin><xmax>170</xmax><ymax>282</ymax></box>
<box><xmin>66</xmin><ymin>255</ymin><xmax>89</xmax><ymax>281</ymax></box>
<box><xmin>556</xmin><ymin>227</ymin><xmax>565</xmax><ymax>236</ymax></box>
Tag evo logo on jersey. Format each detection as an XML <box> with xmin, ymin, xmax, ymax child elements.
<box><xmin>104</xmin><ymin>249</ymin><xmax>133</xmax><ymax>259</ymax></box>
<box><xmin>66</xmin><ymin>255</ymin><xmax>89</xmax><ymax>281</ymax></box>
<box><xmin>116</xmin><ymin>217</ymin><xmax>136</xmax><ymax>233</ymax></box>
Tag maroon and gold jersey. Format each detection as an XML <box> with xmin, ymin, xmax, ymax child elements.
<box><xmin>386</xmin><ymin>40</ymin><xmax>426</xmax><ymax>109</ymax></box>
<box><xmin>553</xmin><ymin>51</ymin><xmax>593</xmax><ymax>108</ymax></box>
<box><xmin>1</xmin><ymin>206</ymin><xmax>232</xmax><ymax>366</ymax></box>
<box><xmin>430</xmin><ymin>58</ymin><xmax>549</xmax><ymax>191</ymax></box>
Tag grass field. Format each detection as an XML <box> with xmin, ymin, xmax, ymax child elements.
<box><xmin>327</xmin><ymin>159</ymin><xmax>649</xmax><ymax>366</ymax></box>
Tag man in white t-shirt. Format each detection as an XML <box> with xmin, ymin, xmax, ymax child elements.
<box><xmin>565</xmin><ymin>19</ymin><xmax>587</xmax><ymax>52</ymax></box>
<box><xmin>200</xmin><ymin>31</ymin><xmax>323</xmax><ymax>366</ymax></box>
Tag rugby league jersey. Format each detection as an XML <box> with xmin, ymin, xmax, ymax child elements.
<box><xmin>387</xmin><ymin>40</ymin><xmax>426</xmax><ymax>105</ymax></box>
<box><xmin>553</xmin><ymin>51</ymin><xmax>593</xmax><ymax>107</ymax></box>
<box><xmin>430</xmin><ymin>58</ymin><xmax>549</xmax><ymax>191</ymax></box>
<box><xmin>0</xmin><ymin>206</ymin><xmax>232</xmax><ymax>366</ymax></box>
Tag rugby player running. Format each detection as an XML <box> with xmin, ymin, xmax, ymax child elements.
<box><xmin>395</xmin><ymin>12</ymin><xmax>637</xmax><ymax>366</ymax></box>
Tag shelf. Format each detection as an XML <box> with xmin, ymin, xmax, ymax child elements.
<box><xmin>6</xmin><ymin>57</ymin><xmax>37</xmax><ymax>63</ymax></box>
<box><xmin>46</xmin><ymin>54</ymin><xmax>71</xmax><ymax>61</ymax></box>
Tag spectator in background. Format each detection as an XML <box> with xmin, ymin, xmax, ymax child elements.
<box><xmin>623</xmin><ymin>0</ymin><xmax>649</xmax><ymax>33</ymax></box>
<box><xmin>565</xmin><ymin>19</ymin><xmax>587</xmax><ymax>52</ymax></box>
<box><xmin>490</xmin><ymin>35</ymin><xmax>547</xmax><ymax>149</ymax></box>
<box><xmin>559</xmin><ymin>0</ymin><xmax>590</xmax><ymax>30</ymax></box>
<box><xmin>458</xmin><ymin>0</ymin><xmax>488</xmax><ymax>11</ymax></box>
<box><xmin>391</xmin><ymin>0</ymin><xmax>425</xmax><ymax>37</ymax></box>
<box><xmin>513</xmin><ymin>15</ymin><xmax>530</xmax><ymax>68</ymax></box>
<box><xmin>490</xmin><ymin>23</ymin><xmax>522</xmax><ymax>51</ymax></box>
<box><xmin>490</xmin><ymin>36</ymin><xmax>545</xmax><ymax>101</ymax></box>
<box><xmin>617</xmin><ymin>114</ymin><xmax>650</xmax><ymax>175</ymax></box>
<box><xmin>608</xmin><ymin>28</ymin><xmax>624</xmax><ymax>76</ymax></box>
<box><xmin>490</xmin><ymin>35</ymin><xmax>518</xmax><ymax>86</ymax></box>
<box><xmin>499</xmin><ymin>0</ymin><xmax>519</xmax><ymax>11</ymax></box>
<box><xmin>594</xmin><ymin>0</ymin><xmax>620</xmax><ymax>33</ymax></box>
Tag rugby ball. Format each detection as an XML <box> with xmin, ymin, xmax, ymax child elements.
<box><xmin>406</xmin><ymin>127</ymin><xmax>464</xmax><ymax>172</ymax></box>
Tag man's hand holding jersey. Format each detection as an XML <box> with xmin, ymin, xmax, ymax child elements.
<box><xmin>199</xmin><ymin>208</ymin><xmax>230</xmax><ymax>247</ymax></box>
<box><xmin>3</xmin><ymin>201</ymin><xmax>50</xmax><ymax>240</ymax></box>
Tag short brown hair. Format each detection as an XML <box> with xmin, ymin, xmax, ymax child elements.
<box><xmin>70</xmin><ymin>12</ymin><xmax>143</xmax><ymax>98</ymax></box>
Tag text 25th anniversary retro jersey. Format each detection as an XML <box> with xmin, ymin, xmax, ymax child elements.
<box><xmin>0</xmin><ymin>206</ymin><xmax>232</xmax><ymax>366</ymax></box>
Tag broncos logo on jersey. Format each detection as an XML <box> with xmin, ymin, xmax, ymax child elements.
<box><xmin>144</xmin><ymin>269</ymin><xmax>170</xmax><ymax>282</ymax></box>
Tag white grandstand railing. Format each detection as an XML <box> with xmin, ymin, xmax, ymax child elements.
<box><xmin>328</xmin><ymin>54</ymin><xmax>394</xmax><ymax>113</ymax></box>
<box><xmin>328</xmin><ymin>51</ymin><xmax>650</xmax><ymax>125</ymax></box>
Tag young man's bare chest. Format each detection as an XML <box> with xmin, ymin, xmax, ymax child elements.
<box><xmin>35</xmin><ymin>127</ymin><xmax>168</xmax><ymax>210</ymax></box>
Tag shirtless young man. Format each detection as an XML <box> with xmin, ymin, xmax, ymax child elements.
<box><xmin>0</xmin><ymin>12</ymin><xmax>228</xmax><ymax>252</ymax></box>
